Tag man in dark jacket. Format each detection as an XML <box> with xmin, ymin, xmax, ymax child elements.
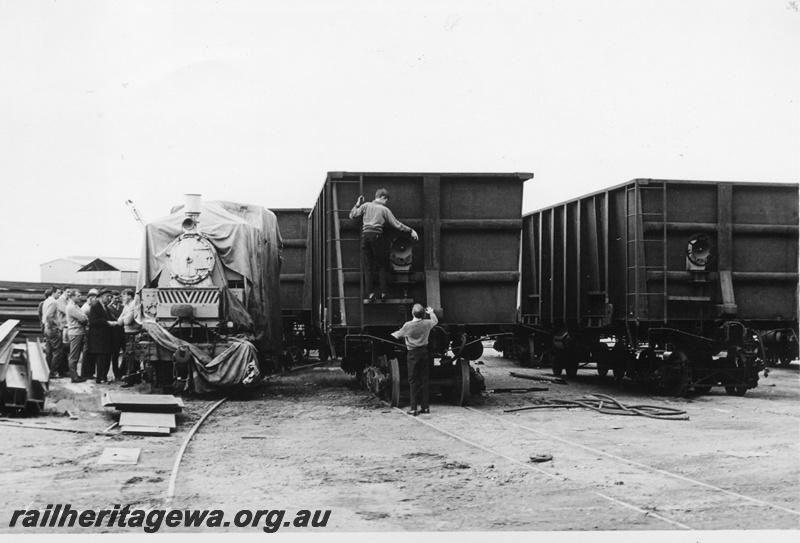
<box><xmin>87</xmin><ymin>287</ymin><xmax>120</xmax><ymax>383</ymax></box>
<box><xmin>106</xmin><ymin>290</ymin><xmax>125</xmax><ymax>380</ymax></box>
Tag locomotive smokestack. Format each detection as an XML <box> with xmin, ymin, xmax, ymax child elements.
<box><xmin>184</xmin><ymin>194</ymin><xmax>202</xmax><ymax>216</ymax></box>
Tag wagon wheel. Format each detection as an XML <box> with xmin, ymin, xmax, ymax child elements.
<box><xmin>664</xmin><ymin>350</ymin><xmax>691</xmax><ymax>397</ymax></box>
<box><xmin>545</xmin><ymin>351</ymin><xmax>562</xmax><ymax>377</ymax></box>
<box><xmin>779</xmin><ymin>355</ymin><xmax>794</xmax><ymax>366</ymax></box>
<box><xmin>388</xmin><ymin>357</ymin><xmax>402</xmax><ymax>407</ymax></box>
<box><xmin>527</xmin><ymin>336</ymin><xmax>538</xmax><ymax>368</ymax></box>
<box><xmin>448</xmin><ymin>358</ymin><xmax>471</xmax><ymax>406</ymax></box>
<box><xmin>594</xmin><ymin>343</ymin><xmax>609</xmax><ymax>377</ymax></box>
<box><xmin>318</xmin><ymin>343</ymin><xmax>330</xmax><ymax>362</ymax></box>
<box><xmin>288</xmin><ymin>345</ymin><xmax>303</xmax><ymax>364</ymax></box>
<box><xmin>277</xmin><ymin>351</ymin><xmax>293</xmax><ymax>372</ymax></box>
<box><xmin>723</xmin><ymin>348</ymin><xmax>749</xmax><ymax>396</ymax></box>
<box><xmin>563</xmin><ymin>354</ymin><xmax>579</xmax><ymax>378</ymax></box>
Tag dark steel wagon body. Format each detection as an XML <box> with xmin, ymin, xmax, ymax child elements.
<box><xmin>309</xmin><ymin>171</ymin><xmax>532</xmax><ymax>406</ymax></box>
<box><xmin>271</xmin><ymin>208</ymin><xmax>321</xmax><ymax>368</ymax></box>
<box><xmin>512</xmin><ymin>179</ymin><xmax>798</xmax><ymax>395</ymax></box>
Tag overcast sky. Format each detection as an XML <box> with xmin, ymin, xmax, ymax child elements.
<box><xmin>1</xmin><ymin>0</ymin><xmax>797</xmax><ymax>282</ymax></box>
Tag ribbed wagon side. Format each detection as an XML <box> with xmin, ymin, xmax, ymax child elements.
<box><xmin>310</xmin><ymin>172</ymin><xmax>532</xmax><ymax>406</ymax></box>
<box><xmin>513</xmin><ymin>179</ymin><xmax>798</xmax><ymax>396</ymax></box>
<box><xmin>271</xmin><ymin>208</ymin><xmax>321</xmax><ymax>368</ymax></box>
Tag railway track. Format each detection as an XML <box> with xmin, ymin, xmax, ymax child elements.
<box><xmin>399</xmin><ymin>404</ymin><xmax>800</xmax><ymax>530</ymax></box>
<box><xmin>165</xmin><ymin>360</ymin><xmax>800</xmax><ymax>531</ymax></box>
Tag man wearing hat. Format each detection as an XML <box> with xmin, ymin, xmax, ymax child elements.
<box><xmin>87</xmin><ymin>287</ymin><xmax>121</xmax><ymax>383</ymax></box>
<box><xmin>349</xmin><ymin>188</ymin><xmax>418</xmax><ymax>301</ymax></box>
<box><xmin>80</xmin><ymin>289</ymin><xmax>99</xmax><ymax>378</ymax></box>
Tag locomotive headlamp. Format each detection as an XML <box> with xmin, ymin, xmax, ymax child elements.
<box><xmin>686</xmin><ymin>233</ymin><xmax>716</xmax><ymax>269</ymax></box>
<box><xmin>389</xmin><ymin>237</ymin><xmax>416</xmax><ymax>268</ymax></box>
<box><xmin>181</xmin><ymin>217</ymin><xmax>197</xmax><ymax>232</ymax></box>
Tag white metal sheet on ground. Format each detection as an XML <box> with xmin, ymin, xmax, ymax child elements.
<box><xmin>119</xmin><ymin>411</ymin><xmax>176</xmax><ymax>429</ymax></box>
<box><xmin>98</xmin><ymin>447</ymin><xmax>141</xmax><ymax>464</ymax></box>
<box><xmin>101</xmin><ymin>392</ymin><xmax>184</xmax><ymax>412</ymax></box>
<box><xmin>120</xmin><ymin>426</ymin><xmax>171</xmax><ymax>436</ymax></box>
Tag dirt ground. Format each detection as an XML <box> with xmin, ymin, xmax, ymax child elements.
<box><xmin>1</xmin><ymin>347</ymin><xmax>798</xmax><ymax>537</ymax></box>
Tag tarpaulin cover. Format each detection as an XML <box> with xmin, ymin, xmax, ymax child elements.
<box><xmin>141</xmin><ymin>321</ymin><xmax>260</xmax><ymax>394</ymax></box>
<box><xmin>136</xmin><ymin>200</ymin><xmax>283</xmax><ymax>355</ymax></box>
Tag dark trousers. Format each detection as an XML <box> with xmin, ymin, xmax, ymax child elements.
<box><xmin>67</xmin><ymin>334</ymin><xmax>85</xmax><ymax>380</ymax></box>
<box><xmin>45</xmin><ymin>327</ymin><xmax>63</xmax><ymax>375</ymax></box>
<box><xmin>111</xmin><ymin>349</ymin><xmax>121</xmax><ymax>379</ymax></box>
<box><xmin>406</xmin><ymin>347</ymin><xmax>430</xmax><ymax>410</ymax></box>
<box><xmin>59</xmin><ymin>329</ymin><xmax>70</xmax><ymax>375</ymax></box>
<box><xmin>93</xmin><ymin>353</ymin><xmax>111</xmax><ymax>383</ymax></box>
<box><xmin>122</xmin><ymin>332</ymin><xmax>141</xmax><ymax>382</ymax></box>
<box><xmin>361</xmin><ymin>233</ymin><xmax>389</xmax><ymax>297</ymax></box>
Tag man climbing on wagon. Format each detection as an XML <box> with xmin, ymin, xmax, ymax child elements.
<box><xmin>392</xmin><ymin>304</ymin><xmax>438</xmax><ymax>416</ymax></box>
<box><xmin>350</xmin><ymin>188</ymin><xmax>418</xmax><ymax>301</ymax></box>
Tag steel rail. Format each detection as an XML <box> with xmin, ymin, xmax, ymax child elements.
<box><xmin>466</xmin><ymin>406</ymin><xmax>800</xmax><ymax>517</ymax></box>
<box><xmin>395</xmin><ymin>406</ymin><xmax>693</xmax><ymax>530</ymax></box>
<box><xmin>164</xmin><ymin>359</ymin><xmax>333</xmax><ymax>507</ymax></box>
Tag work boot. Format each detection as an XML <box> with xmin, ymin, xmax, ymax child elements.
<box><xmin>406</xmin><ymin>408</ymin><xmax>418</xmax><ymax>416</ymax></box>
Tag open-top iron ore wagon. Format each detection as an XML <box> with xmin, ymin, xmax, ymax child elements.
<box><xmin>501</xmin><ymin>179</ymin><xmax>798</xmax><ymax>396</ymax></box>
<box><xmin>270</xmin><ymin>207</ymin><xmax>324</xmax><ymax>369</ymax></box>
<box><xmin>310</xmin><ymin>172</ymin><xmax>533</xmax><ymax>406</ymax></box>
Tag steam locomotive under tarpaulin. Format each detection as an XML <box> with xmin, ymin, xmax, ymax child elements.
<box><xmin>134</xmin><ymin>195</ymin><xmax>283</xmax><ymax>393</ymax></box>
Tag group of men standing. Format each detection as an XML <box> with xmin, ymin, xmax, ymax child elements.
<box><xmin>39</xmin><ymin>286</ymin><xmax>141</xmax><ymax>384</ymax></box>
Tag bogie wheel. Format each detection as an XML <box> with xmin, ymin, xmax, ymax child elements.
<box><xmin>563</xmin><ymin>354</ymin><xmax>578</xmax><ymax>378</ymax></box>
<box><xmin>278</xmin><ymin>351</ymin><xmax>293</xmax><ymax>372</ymax></box>
<box><xmin>593</xmin><ymin>343</ymin><xmax>610</xmax><ymax>377</ymax></box>
<box><xmin>724</xmin><ymin>386</ymin><xmax>747</xmax><ymax>396</ymax></box>
<box><xmin>448</xmin><ymin>358</ymin><xmax>471</xmax><ymax>406</ymax></box>
<box><xmin>289</xmin><ymin>345</ymin><xmax>303</xmax><ymax>365</ymax></box>
<box><xmin>546</xmin><ymin>351</ymin><xmax>563</xmax><ymax>377</ymax></box>
<box><xmin>664</xmin><ymin>351</ymin><xmax>691</xmax><ymax>398</ymax></box>
<box><xmin>565</xmin><ymin>363</ymin><xmax>578</xmax><ymax>378</ymax></box>
<box><xmin>527</xmin><ymin>336</ymin><xmax>537</xmax><ymax>368</ymax></box>
<box><xmin>388</xmin><ymin>358</ymin><xmax>402</xmax><ymax>407</ymax></box>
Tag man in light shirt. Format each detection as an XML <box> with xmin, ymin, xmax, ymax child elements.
<box><xmin>43</xmin><ymin>287</ymin><xmax>63</xmax><ymax>377</ymax></box>
<box><xmin>391</xmin><ymin>304</ymin><xmax>438</xmax><ymax>416</ymax></box>
<box><xmin>117</xmin><ymin>289</ymin><xmax>143</xmax><ymax>386</ymax></box>
<box><xmin>65</xmin><ymin>290</ymin><xmax>88</xmax><ymax>383</ymax></box>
